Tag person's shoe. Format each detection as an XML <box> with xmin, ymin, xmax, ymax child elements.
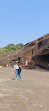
<box><xmin>17</xmin><ymin>78</ymin><xmax>22</xmax><ymax>80</ymax></box>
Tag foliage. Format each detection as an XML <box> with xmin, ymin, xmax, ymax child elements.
<box><xmin>0</xmin><ymin>43</ymin><xmax>24</xmax><ymax>57</ymax></box>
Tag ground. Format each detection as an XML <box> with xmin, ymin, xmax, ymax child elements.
<box><xmin>0</xmin><ymin>68</ymin><xmax>49</xmax><ymax>111</ymax></box>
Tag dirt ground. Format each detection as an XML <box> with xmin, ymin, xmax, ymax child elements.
<box><xmin>0</xmin><ymin>68</ymin><xmax>49</xmax><ymax>111</ymax></box>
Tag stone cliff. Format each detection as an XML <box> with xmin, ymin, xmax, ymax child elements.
<box><xmin>0</xmin><ymin>33</ymin><xmax>49</xmax><ymax>69</ymax></box>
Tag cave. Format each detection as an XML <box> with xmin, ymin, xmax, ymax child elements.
<box><xmin>35</xmin><ymin>54</ymin><xmax>49</xmax><ymax>69</ymax></box>
<box><xmin>38</xmin><ymin>54</ymin><xmax>49</xmax><ymax>63</ymax></box>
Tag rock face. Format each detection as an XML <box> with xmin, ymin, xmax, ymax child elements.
<box><xmin>17</xmin><ymin>33</ymin><xmax>49</xmax><ymax>69</ymax></box>
<box><xmin>0</xmin><ymin>49</ymin><xmax>21</xmax><ymax>66</ymax></box>
<box><xmin>0</xmin><ymin>33</ymin><xmax>49</xmax><ymax>69</ymax></box>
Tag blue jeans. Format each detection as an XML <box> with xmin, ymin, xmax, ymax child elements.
<box><xmin>15</xmin><ymin>69</ymin><xmax>18</xmax><ymax>79</ymax></box>
<box><xmin>18</xmin><ymin>73</ymin><xmax>22</xmax><ymax>80</ymax></box>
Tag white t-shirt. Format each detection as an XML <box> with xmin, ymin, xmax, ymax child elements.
<box><xmin>14</xmin><ymin>65</ymin><xmax>19</xmax><ymax>69</ymax></box>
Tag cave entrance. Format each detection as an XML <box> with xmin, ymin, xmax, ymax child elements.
<box><xmin>35</xmin><ymin>54</ymin><xmax>49</xmax><ymax>70</ymax></box>
<box><xmin>38</xmin><ymin>54</ymin><xmax>49</xmax><ymax>63</ymax></box>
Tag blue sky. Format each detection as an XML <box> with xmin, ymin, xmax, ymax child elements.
<box><xmin>0</xmin><ymin>0</ymin><xmax>49</xmax><ymax>47</ymax></box>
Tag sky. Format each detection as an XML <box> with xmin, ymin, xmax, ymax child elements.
<box><xmin>0</xmin><ymin>0</ymin><xmax>49</xmax><ymax>47</ymax></box>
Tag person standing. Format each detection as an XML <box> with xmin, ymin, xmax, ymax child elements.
<box><xmin>17</xmin><ymin>64</ymin><xmax>22</xmax><ymax>80</ymax></box>
<box><xmin>14</xmin><ymin>61</ymin><xmax>19</xmax><ymax>80</ymax></box>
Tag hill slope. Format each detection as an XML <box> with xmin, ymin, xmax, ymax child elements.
<box><xmin>0</xmin><ymin>33</ymin><xmax>49</xmax><ymax>69</ymax></box>
<box><xmin>0</xmin><ymin>43</ymin><xmax>24</xmax><ymax>57</ymax></box>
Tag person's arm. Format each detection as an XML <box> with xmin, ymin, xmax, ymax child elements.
<box><xmin>14</xmin><ymin>69</ymin><xmax>15</xmax><ymax>72</ymax></box>
<box><xmin>20</xmin><ymin>66</ymin><xmax>22</xmax><ymax>73</ymax></box>
<box><xmin>14</xmin><ymin>65</ymin><xmax>15</xmax><ymax>72</ymax></box>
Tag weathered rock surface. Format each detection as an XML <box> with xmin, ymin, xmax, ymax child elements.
<box><xmin>0</xmin><ymin>49</ymin><xmax>21</xmax><ymax>66</ymax></box>
<box><xmin>18</xmin><ymin>33</ymin><xmax>49</xmax><ymax>69</ymax></box>
<box><xmin>0</xmin><ymin>33</ymin><xmax>49</xmax><ymax>69</ymax></box>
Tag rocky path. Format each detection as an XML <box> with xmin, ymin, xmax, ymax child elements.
<box><xmin>0</xmin><ymin>68</ymin><xmax>49</xmax><ymax>111</ymax></box>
